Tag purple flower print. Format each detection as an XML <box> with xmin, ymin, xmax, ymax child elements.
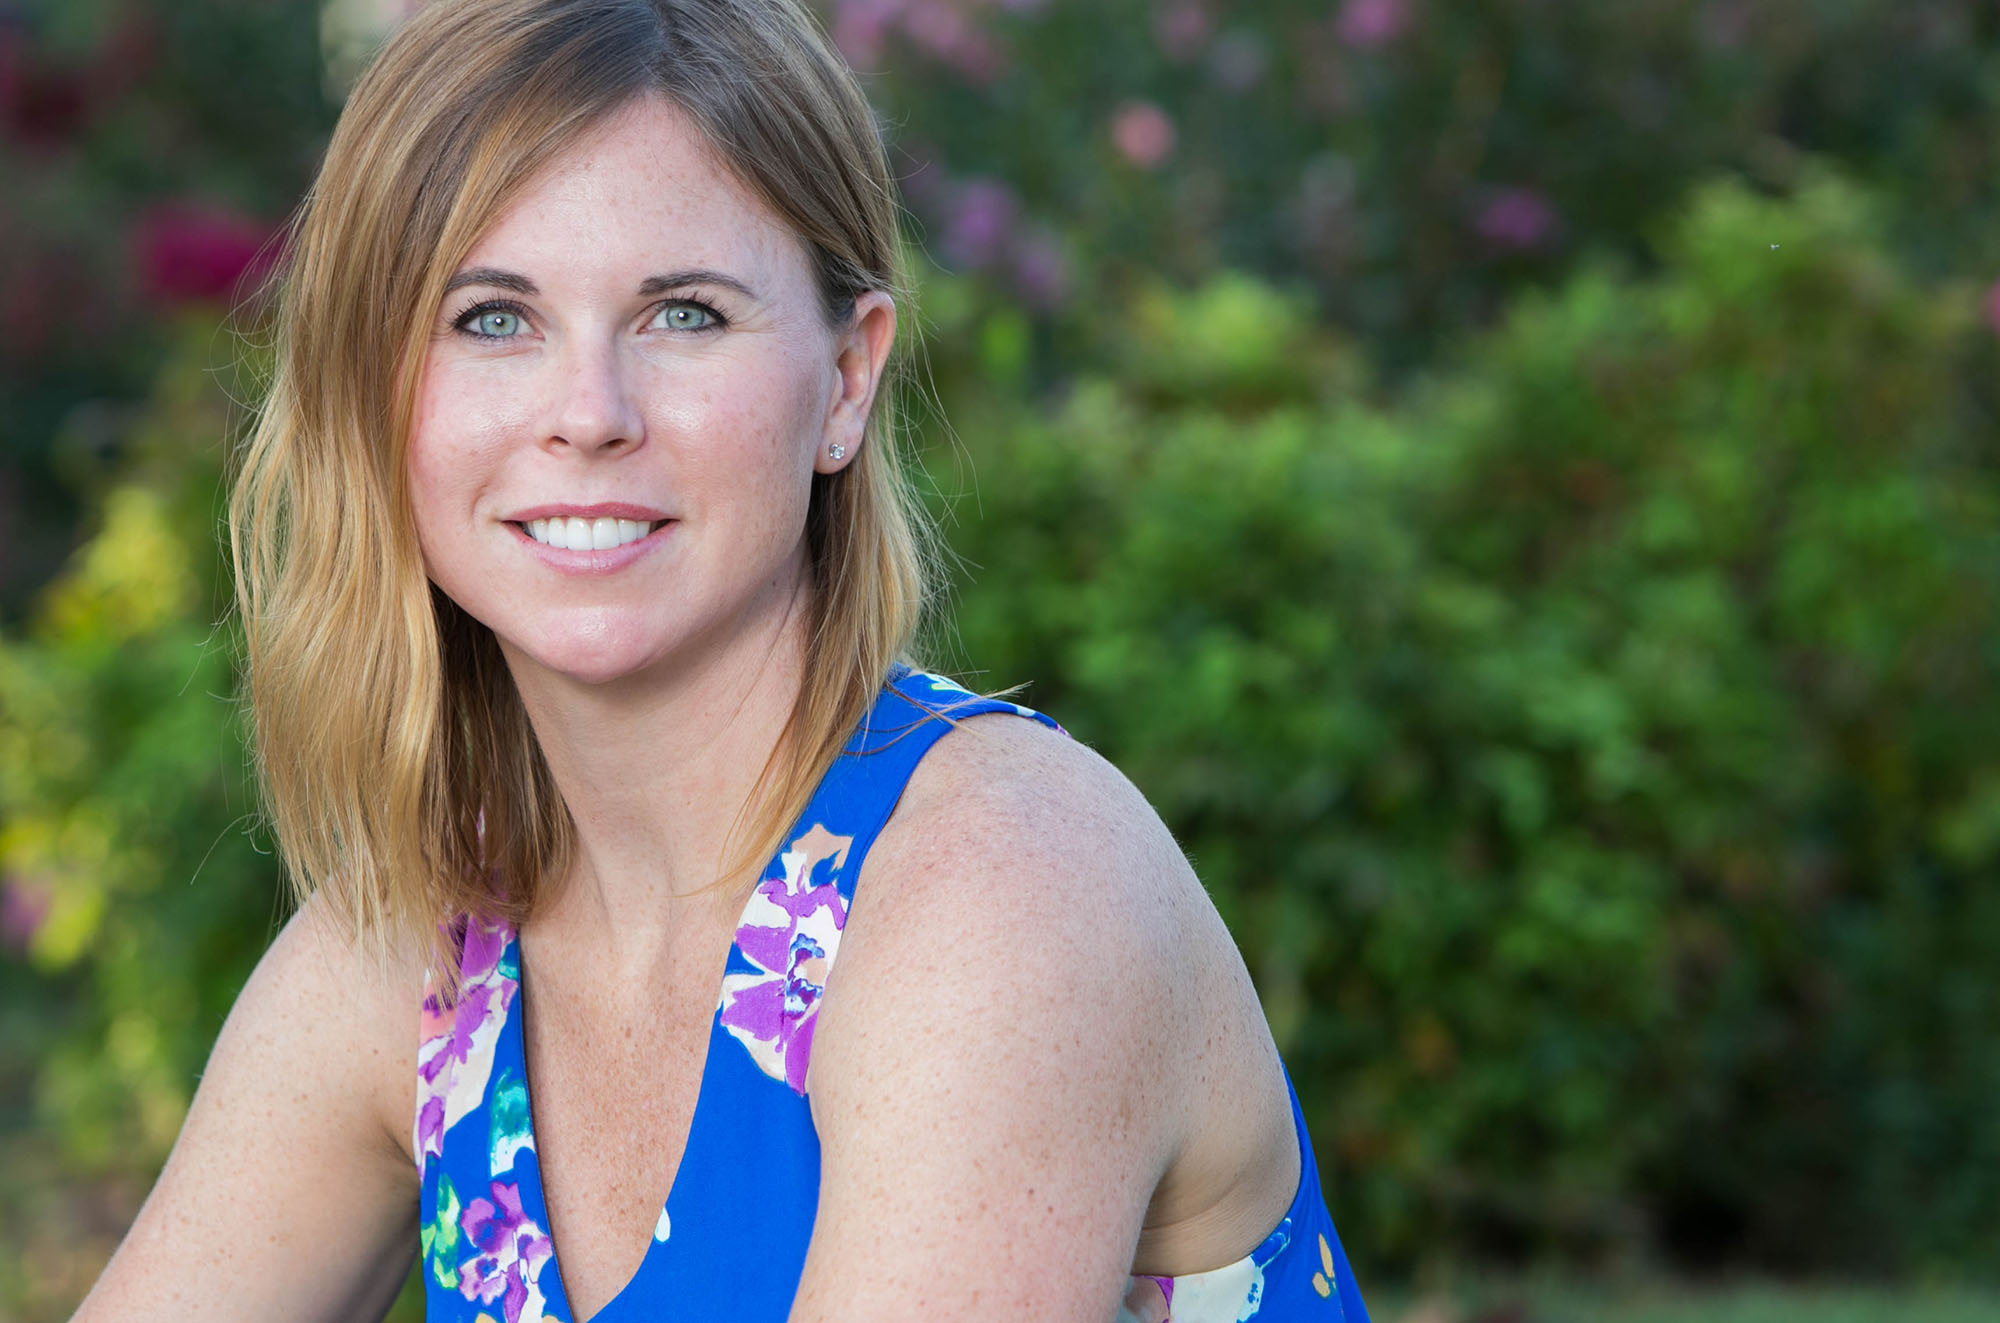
<box><xmin>457</xmin><ymin>1180</ymin><xmax>558</xmax><ymax>1323</ymax></box>
<box><xmin>719</xmin><ymin>824</ymin><xmax>854</xmax><ymax>1093</ymax></box>
<box><xmin>414</xmin><ymin>917</ymin><xmax>519</xmax><ymax>1167</ymax></box>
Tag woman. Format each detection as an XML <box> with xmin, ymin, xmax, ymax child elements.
<box><xmin>74</xmin><ymin>2</ymin><xmax>1369</xmax><ymax>1320</ymax></box>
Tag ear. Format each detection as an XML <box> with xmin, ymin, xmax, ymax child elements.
<box><xmin>816</xmin><ymin>290</ymin><xmax>897</xmax><ymax>475</ymax></box>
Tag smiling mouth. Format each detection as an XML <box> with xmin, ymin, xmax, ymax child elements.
<box><xmin>515</xmin><ymin>516</ymin><xmax>666</xmax><ymax>550</ymax></box>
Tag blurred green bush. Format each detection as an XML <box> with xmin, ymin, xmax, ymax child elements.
<box><xmin>0</xmin><ymin>326</ymin><xmax>283</xmax><ymax>1316</ymax></box>
<box><xmin>924</xmin><ymin>166</ymin><xmax>2000</xmax><ymax>1276</ymax></box>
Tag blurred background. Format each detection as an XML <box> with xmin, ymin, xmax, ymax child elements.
<box><xmin>1</xmin><ymin>0</ymin><xmax>1997</xmax><ymax>1319</ymax></box>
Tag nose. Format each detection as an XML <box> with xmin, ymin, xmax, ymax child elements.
<box><xmin>543</xmin><ymin>335</ymin><xmax>644</xmax><ymax>455</ymax></box>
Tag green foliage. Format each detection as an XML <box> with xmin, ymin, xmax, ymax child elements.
<box><xmin>924</xmin><ymin>166</ymin><xmax>2000</xmax><ymax>1276</ymax></box>
<box><xmin>0</xmin><ymin>327</ymin><xmax>284</xmax><ymax>1318</ymax></box>
<box><xmin>858</xmin><ymin>0</ymin><xmax>2000</xmax><ymax>377</ymax></box>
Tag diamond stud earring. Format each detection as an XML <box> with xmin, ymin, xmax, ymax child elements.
<box><xmin>828</xmin><ymin>443</ymin><xmax>846</xmax><ymax>461</ymax></box>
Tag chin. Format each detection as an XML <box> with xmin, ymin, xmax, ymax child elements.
<box><xmin>494</xmin><ymin>611</ymin><xmax>681</xmax><ymax>689</ymax></box>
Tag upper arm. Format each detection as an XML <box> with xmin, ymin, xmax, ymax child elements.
<box><xmin>71</xmin><ymin>892</ymin><xmax>422</xmax><ymax>1323</ymax></box>
<box><xmin>791</xmin><ymin>716</ymin><xmax>1200</xmax><ymax>1323</ymax></box>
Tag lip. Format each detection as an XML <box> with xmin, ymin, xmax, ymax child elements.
<box><xmin>505</xmin><ymin>501</ymin><xmax>670</xmax><ymax>523</ymax></box>
<box><xmin>506</xmin><ymin>515</ymin><xmax>675</xmax><ymax>575</ymax></box>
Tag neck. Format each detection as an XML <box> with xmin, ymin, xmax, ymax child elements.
<box><xmin>500</xmin><ymin>564</ymin><xmax>813</xmax><ymax>972</ymax></box>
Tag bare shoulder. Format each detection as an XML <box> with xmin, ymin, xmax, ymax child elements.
<box><xmin>809</xmin><ymin>705</ymin><xmax>1240</xmax><ymax>1136</ymax></box>
<box><xmin>71</xmin><ymin>889</ymin><xmax>427</xmax><ymax>1321</ymax></box>
<box><xmin>271</xmin><ymin>890</ymin><xmax>431</xmax><ymax>1160</ymax></box>
<box><xmin>792</xmin><ymin>709</ymin><xmax>1299</xmax><ymax>1310</ymax></box>
<box><xmin>878</xmin><ymin>709</ymin><xmax>1210</xmax><ymax>946</ymax></box>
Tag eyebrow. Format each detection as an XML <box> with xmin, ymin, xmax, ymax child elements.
<box><xmin>444</xmin><ymin>267</ymin><xmax>538</xmax><ymax>296</ymax></box>
<box><xmin>639</xmin><ymin>269</ymin><xmax>760</xmax><ymax>302</ymax></box>
<box><xmin>442</xmin><ymin>266</ymin><xmax>761</xmax><ymax>301</ymax></box>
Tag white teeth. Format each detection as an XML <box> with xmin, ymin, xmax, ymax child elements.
<box><xmin>522</xmin><ymin>516</ymin><xmax>659</xmax><ymax>550</ymax></box>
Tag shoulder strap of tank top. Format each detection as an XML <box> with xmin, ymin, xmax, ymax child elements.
<box><xmin>809</xmin><ymin>665</ymin><xmax>1064</xmax><ymax>900</ymax></box>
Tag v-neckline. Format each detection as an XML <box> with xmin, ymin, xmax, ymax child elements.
<box><xmin>506</xmin><ymin>879</ymin><xmax>766</xmax><ymax>1323</ymax></box>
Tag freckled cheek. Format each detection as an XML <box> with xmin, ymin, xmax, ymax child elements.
<box><xmin>644</xmin><ymin>356</ymin><xmax>825</xmax><ymax>477</ymax></box>
<box><xmin>409</xmin><ymin>371</ymin><xmax>538</xmax><ymax>518</ymax></box>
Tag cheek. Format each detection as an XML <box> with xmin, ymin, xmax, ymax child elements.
<box><xmin>667</xmin><ymin>346</ymin><xmax>830</xmax><ymax>492</ymax></box>
<box><xmin>408</xmin><ymin>367</ymin><xmax>534</xmax><ymax>512</ymax></box>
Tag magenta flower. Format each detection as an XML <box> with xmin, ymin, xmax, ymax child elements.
<box><xmin>414</xmin><ymin>917</ymin><xmax>519</xmax><ymax>1167</ymax></box>
<box><xmin>831</xmin><ymin>0</ymin><xmax>902</xmax><ymax>67</ymax></box>
<box><xmin>0</xmin><ymin>874</ymin><xmax>51</xmax><ymax>952</ymax></box>
<box><xmin>719</xmin><ymin>824</ymin><xmax>854</xmax><ymax>1094</ymax></box>
<box><xmin>902</xmin><ymin>3</ymin><xmax>1003</xmax><ymax>82</ymax></box>
<box><xmin>1475</xmin><ymin>187</ymin><xmax>1560</xmax><ymax>251</ymax></box>
<box><xmin>1336</xmin><ymin>0</ymin><xmax>1416</xmax><ymax>50</ymax></box>
<box><xmin>1010</xmin><ymin>227</ymin><xmax>1071</xmax><ymax>311</ymax></box>
<box><xmin>131</xmin><ymin>203</ymin><xmax>278</xmax><ymax>307</ymax></box>
<box><xmin>1111</xmin><ymin>100</ymin><xmax>1177</xmax><ymax>169</ymax></box>
<box><xmin>941</xmin><ymin>177</ymin><xmax>1019</xmax><ymax>268</ymax></box>
<box><xmin>1153</xmin><ymin>1</ymin><xmax>1212</xmax><ymax>61</ymax></box>
<box><xmin>457</xmin><ymin>1180</ymin><xmax>557</xmax><ymax>1323</ymax></box>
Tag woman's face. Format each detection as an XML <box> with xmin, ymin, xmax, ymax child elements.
<box><xmin>407</xmin><ymin>95</ymin><xmax>889</xmax><ymax>689</ymax></box>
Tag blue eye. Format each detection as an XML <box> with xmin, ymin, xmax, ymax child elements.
<box><xmin>453</xmin><ymin>300</ymin><xmax>528</xmax><ymax>339</ymax></box>
<box><xmin>651</xmin><ymin>301</ymin><xmax>717</xmax><ymax>331</ymax></box>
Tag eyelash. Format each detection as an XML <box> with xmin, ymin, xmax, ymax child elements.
<box><xmin>447</xmin><ymin>294</ymin><xmax>730</xmax><ymax>340</ymax></box>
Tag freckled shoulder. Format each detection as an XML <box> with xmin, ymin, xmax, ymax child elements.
<box><xmin>809</xmin><ymin>706</ymin><xmax>1227</xmax><ymax>1110</ymax></box>
<box><xmin>875</xmin><ymin>709</ymin><xmax>1203</xmax><ymax>950</ymax></box>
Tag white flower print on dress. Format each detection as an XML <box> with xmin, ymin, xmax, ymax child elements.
<box><xmin>414</xmin><ymin>917</ymin><xmax>519</xmax><ymax>1167</ymax></box>
<box><xmin>717</xmin><ymin>823</ymin><xmax>853</xmax><ymax>1093</ymax></box>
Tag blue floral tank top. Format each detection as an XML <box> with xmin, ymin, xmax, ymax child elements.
<box><xmin>413</xmin><ymin>666</ymin><xmax>1370</xmax><ymax>1322</ymax></box>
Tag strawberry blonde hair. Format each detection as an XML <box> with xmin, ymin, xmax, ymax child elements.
<box><xmin>230</xmin><ymin>0</ymin><xmax>931</xmax><ymax>979</ymax></box>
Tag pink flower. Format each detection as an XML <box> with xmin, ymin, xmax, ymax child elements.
<box><xmin>1475</xmin><ymin>187</ymin><xmax>1560</xmax><ymax>251</ymax></box>
<box><xmin>131</xmin><ymin>203</ymin><xmax>278</xmax><ymax>307</ymax></box>
<box><xmin>903</xmin><ymin>3</ymin><xmax>1004</xmax><ymax>82</ymax></box>
<box><xmin>1984</xmin><ymin>279</ymin><xmax>2000</xmax><ymax>337</ymax></box>
<box><xmin>1208</xmin><ymin>30</ymin><xmax>1270</xmax><ymax>92</ymax></box>
<box><xmin>1010</xmin><ymin>227</ymin><xmax>1071</xmax><ymax>311</ymax></box>
<box><xmin>1111</xmin><ymin>100</ymin><xmax>1176</xmax><ymax>169</ymax></box>
<box><xmin>832</xmin><ymin>0</ymin><xmax>904</xmax><ymax>67</ymax></box>
<box><xmin>1336</xmin><ymin>0</ymin><xmax>1416</xmax><ymax>50</ymax></box>
<box><xmin>941</xmin><ymin>177</ymin><xmax>1019</xmax><ymax>269</ymax></box>
<box><xmin>1153</xmin><ymin>1</ymin><xmax>1211</xmax><ymax>61</ymax></box>
<box><xmin>1</xmin><ymin>874</ymin><xmax>51</xmax><ymax>952</ymax></box>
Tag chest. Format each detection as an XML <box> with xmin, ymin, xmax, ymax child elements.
<box><xmin>517</xmin><ymin>929</ymin><xmax>735</xmax><ymax>1321</ymax></box>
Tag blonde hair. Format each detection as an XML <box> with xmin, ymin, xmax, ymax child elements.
<box><xmin>230</xmin><ymin>0</ymin><xmax>931</xmax><ymax>979</ymax></box>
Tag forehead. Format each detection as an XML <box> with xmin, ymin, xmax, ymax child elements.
<box><xmin>458</xmin><ymin>95</ymin><xmax>811</xmax><ymax>291</ymax></box>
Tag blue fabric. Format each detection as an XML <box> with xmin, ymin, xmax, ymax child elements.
<box><xmin>414</xmin><ymin>665</ymin><xmax>1369</xmax><ymax>1322</ymax></box>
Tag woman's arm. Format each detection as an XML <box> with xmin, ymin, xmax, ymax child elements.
<box><xmin>792</xmin><ymin>715</ymin><xmax>1220</xmax><ymax>1322</ymax></box>
<box><xmin>70</xmin><ymin>892</ymin><xmax>423</xmax><ymax>1323</ymax></box>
